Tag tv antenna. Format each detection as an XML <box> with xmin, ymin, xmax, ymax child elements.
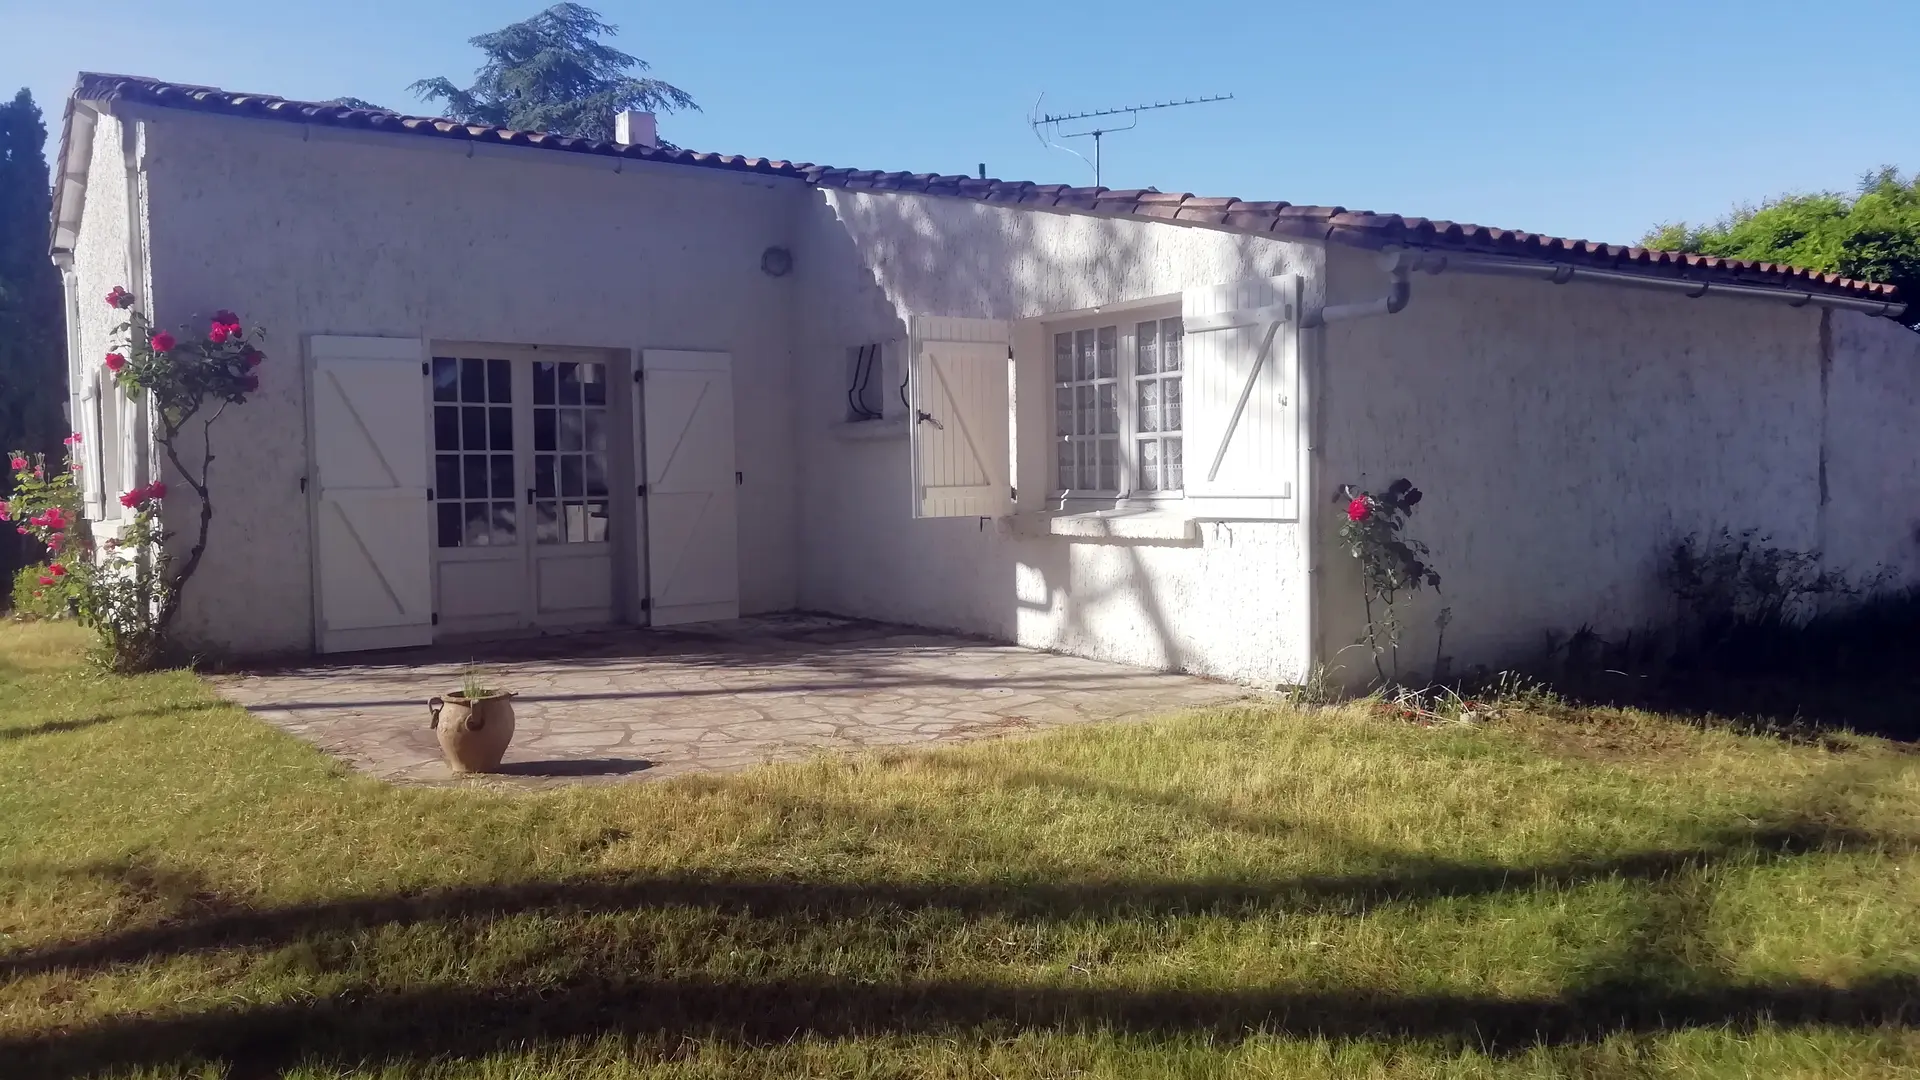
<box><xmin>1030</xmin><ymin>93</ymin><xmax>1233</xmax><ymax>187</ymax></box>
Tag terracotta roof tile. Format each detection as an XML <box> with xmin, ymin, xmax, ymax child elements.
<box><xmin>58</xmin><ymin>72</ymin><xmax>1902</xmax><ymax>306</ymax></box>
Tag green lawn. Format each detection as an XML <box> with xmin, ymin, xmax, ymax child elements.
<box><xmin>1</xmin><ymin>620</ymin><xmax>1917</xmax><ymax>1079</ymax></box>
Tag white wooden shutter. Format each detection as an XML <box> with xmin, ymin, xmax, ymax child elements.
<box><xmin>1183</xmin><ymin>275</ymin><xmax>1300</xmax><ymax>520</ymax></box>
<box><xmin>909</xmin><ymin>315</ymin><xmax>1012</xmax><ymax>518</ymax></box>
<box><xmin>308</xmin><ymin>335</ymin><xmax>433</xmax><ymax>653</ymax></box>
<box><xmin>78</xmin><ymin>373</ymin><xmax>105</xmax><ymax>517</ymax></box>
<box><xmin>639</xmin><ymin>349</ymin><xmax>740</xmax><ymax>626</ymax></box>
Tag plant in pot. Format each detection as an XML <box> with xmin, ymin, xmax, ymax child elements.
<box><xmin>429</xmin><ymin>664</ymin><xmax>517</xmax><ymax>773</ymax></box>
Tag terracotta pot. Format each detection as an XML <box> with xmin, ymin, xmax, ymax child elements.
<box><xmin>429</xmin><ymin>691</ymin><xmax>517</xmax><ymax>773</ymax></box>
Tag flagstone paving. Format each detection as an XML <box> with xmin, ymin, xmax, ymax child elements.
<box><xmin>210</xmin><ymin>614</ymin><xmax>1251</xmax><ymax>789</ymax></box>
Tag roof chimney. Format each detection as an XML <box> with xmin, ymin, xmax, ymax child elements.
<box><xmin>615</xmin><ymin>110</ymin><xmax>657</xmax><ymax>149</ymax></box>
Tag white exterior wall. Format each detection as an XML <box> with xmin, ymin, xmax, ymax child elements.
<box><xmin>792</xmin><ymin>190</ymin><xmax>1323</xmax><ymax>685</ymax></box>
<box><xmin>112</xmin><ymin>103</ymin><xmax>1920</xmax><ymax>677</ymax></box>
<box><xmin>1318</xmin><ymin>243</ymin><xmax>1920</xmax><ymax>679</ymax></box>
<box><xmin>1825</xmin><ymin>309</ymin><xmax>1920</xmax><ymax>581</ymax></box>
<box><xmin>66</xmin><ymin>111</ymin><xmax>138</xmax><ymax>519</ymax></box>
<box><xmin>136</xmin><ymin>110</ymin><xmax>802</xmax><ymax>657</ymax></box>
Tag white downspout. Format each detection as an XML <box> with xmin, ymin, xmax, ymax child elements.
<box><xmin>1299</xmin><ymin>247</ymin><xmax>1422</xmax><ymax>684</ymax></box>
<box><xmin>1303</xmin><ymin>249</ymin><xmax>1416</xmax><ymax>329</ymax></box>
<box><xmin>117</xmin><ymin>108</ymin><xmax>151</xmax><ymax>493</ymax></box>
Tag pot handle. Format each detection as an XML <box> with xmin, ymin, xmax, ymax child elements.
<box><xmin>428</xmin><ymin>696</ymin><xmax>444</xmax><ymax>729</ymax></box>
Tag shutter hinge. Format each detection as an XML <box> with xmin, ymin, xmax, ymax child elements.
<box><xmin>431</xmin><ymin>613</ymin><xmax>439</xmax><ymax>626</ymax></box>
<box><xmin>636</xmin><ymin>484</ymin><xmax>646</xmax><ymax>497</ymax></box>
<box><xmin>1007</xmin><ymin>345</ymin><xmax>1014</xmax><ymax>360</ymax></box>
<box><xmin>422</xmin><ymin>361</ymin><xmax>429</xmax><ymax>375</ymax></box>
<box><xmin>639</xmin><ymin>598</ymin><xmax>651</xmax><ymax>612</ymax></box>
<box><xmin>427</xmin><ymin>487</ymin><xmax>434</xmax><ymax>501</ymax></box>
<box><xmin>634</xmin><ymin>369</ymin><xmax>643</xmax><ymax>384</ymax></box>
<box><xmin>1010</xmin><ymin>486</ymin><xmax>1017</xmax><ymax>502</ymax></box>
<box><xmin>735</xmin><ymin>471</ymin><xmax>743</xmax><ymax>485</ymax></box>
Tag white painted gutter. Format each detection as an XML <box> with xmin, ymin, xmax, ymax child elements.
<box><xmin>1410</xmin><ymin>250</ymin><xmax>1907</xmax><ymax>320</ymax></box>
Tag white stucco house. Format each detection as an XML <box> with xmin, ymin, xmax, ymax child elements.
<box><xmin>48</xmin><ymin>72</ymin><xmax>1920</xmax><ymax>685</ymax></box>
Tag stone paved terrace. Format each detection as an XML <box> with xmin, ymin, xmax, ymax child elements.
<box><xmin>211</xmin><ymin>614</ymin><xmax>1252</xmax><ymax>788</ymax></box>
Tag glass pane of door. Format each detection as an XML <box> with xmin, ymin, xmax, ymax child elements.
<box><xmin>532</xmin><ymin>359</ymin><xmax>611</xmax><ymax>547</ymax></box>
<box><xmin>432</xmin><ymin>355</ymin><xmax>516</xmax><ymax>547</ymax></box>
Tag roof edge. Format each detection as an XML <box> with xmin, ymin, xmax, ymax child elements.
<box><xmin>49</xmin><ymin>83</ymin><xmax>103</xmax><ymax>257</ymax></box>
<box><xmin>54</xmin><ymin>72</ymin><xmax>1903</xmax><ymax>308</ymax></box>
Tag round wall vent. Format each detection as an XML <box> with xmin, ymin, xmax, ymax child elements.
<box><xmin>760</xmin><ymin>246</ymin><xmax>793</xmax><ymax>277</ymax></box>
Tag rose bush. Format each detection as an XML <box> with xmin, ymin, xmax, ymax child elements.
<box><xmin>2</xmin><ymin>286</ymin><xmax>263</xmax><ymax>669</ymax></box>
<box><xmin>3</xmin><ymin>449</ymin><xmax>85</xmax><ymax>617</ymax></box>
<box><xmin>1333</xmin><ymin>478</ymin><xmax>1447</xmax><ymax>684</ymax></box>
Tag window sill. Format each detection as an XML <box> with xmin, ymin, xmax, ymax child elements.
<box><xmin>1014</xmin><ymin>507</ymin><xmax>1198</xmax><ymax>542</ymax></box>
<box><xmin>829</xmin><ymin>417</ymin><xmax>909</xmax><ymax>441</ymax></box>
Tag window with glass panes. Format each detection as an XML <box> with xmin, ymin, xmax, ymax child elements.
<box><xmin>432</xmin><ymin>356</ymin><xmax>517</xmax><ymax>548</ymax></box>
<box><xmin>1053</xmin><ymin>326</ymin><xmax>1119</xmax><ymax>492</ymax></box>
<box><xmin>1134</xmin><ymin>316</ymin><xmax>1183</xmax><ymax>491</ymax></box>
<box><xmin>531</xmin><ymin>359</ymin><xmax>611</xmax><ymax>545</ymax></box>
<box><xmin>1051</xmin><ymin>315</ymin><xmax>1184</xmax><ymax>496</ymax></box>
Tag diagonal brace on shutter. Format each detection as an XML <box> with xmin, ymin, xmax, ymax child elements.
<box><xmin>923</xmin><ymin>351</ymin><xmax>986</xmax><ymax>484</ymax></box>
<box><xmin>1184</xmin><ymin>304</ymin><xmax>1289</xmax><ymax>484</ymax></box>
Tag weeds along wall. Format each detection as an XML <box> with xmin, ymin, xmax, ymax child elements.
<box><xmin>1318</xmin><ymin>242</ymin><xmax>1920</xmax><ymax>682</ymax></box>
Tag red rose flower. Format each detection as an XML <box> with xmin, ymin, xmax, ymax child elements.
<box><xmin>119</xmin><ymin>489</ymin><xmax>141</xmax><ymax>509</ymax></box>
<box><xmin>145</xmin><ymin>481</ymin><xmax>168</xmax><ymax>500</ymax></box>
<box><xmin>15</xmin><ymin>526</ymin><xmax>27</xmax><ymax>535</ymax></box>
<box><xmin>63</xmin><ymin>432</ymin><xmax>81</xmax><ymax>447</ymax></box>
<box><xmin>0</xmin><ymin>500</ymin><xmax>8</xmax><ymax>517</ymax></box>
<box><xmin>106</xmin><ymin>285</ymin><xmax>133</xmax><ymax>308</ymax></box>
<box><xmin>1347</xmin><ymin>496</ymin><xmax>1371</xmax><ymax>522</ymax></box>
<box><xmin>208</xmin><ymin>324</ymin><xmax>229</xmax><ymax>344</ymax></box>
<box><xmin>37</xmin><ymin>575</ymin><xmax>53</xmax><ymax>586</ymax></box>
<box><xmin>241</xmin><ymin>348</ymin><xmax>264</xmax><ymax>368</ymax></box>
<box><xmin>104</xmin><ymin>352</ymin><xmax>127</xmax><ymax>372</ymax></box>
<box><xmin>212</xmin><ymin>309</ymin><xmax>240</xmax><ymax>330</ymax></box>
<box><xmin>150</xmin><ymin>331</ymin><xmax>176</xmax><ymax>353</ymax></box>
<box><xmin>9</xmin><ymin>456</ymin><xmax>25</xmax><ymax>471</ymax></box>
<box><xmin>49</xmin><ymin>564</ymin><xmax>65</xmax><ymax>577</ymax></box>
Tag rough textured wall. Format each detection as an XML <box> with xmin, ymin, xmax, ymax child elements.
<box><xmin>68</xmin><ymin>111</ymin><xmax>133</xmax><ymax>510</ymax></box>
<box><xmin>792</xmin><ymin>189</ymin><xmax>1322</xmax><ymax>685</ymax></box>
<box><xmin>1319</xmin><ymin>244</ymin><xmax>1834</xmax><ymax>678</ymax></box>
<box><xmin>140</xmin><ymin>111</ymin><xmax>801</xmax><ymax>657</ymax></box>
<box><xmin>1824</xmin><ymin>310</ymin><xmax>1920</xmax><ymax>581</ymax></box>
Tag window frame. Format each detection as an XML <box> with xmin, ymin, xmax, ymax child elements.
<box><xmin>1045</xmin><ymin>306</ymin><xmax>1185</xmax><ymax>507</ymax></box>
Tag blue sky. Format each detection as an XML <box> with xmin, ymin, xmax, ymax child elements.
<box><xmin>4</xmin><ymin>0</ymin><xmax>1914</xmax><ymax>247</ymax></box>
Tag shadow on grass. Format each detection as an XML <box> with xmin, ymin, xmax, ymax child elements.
<box><xmin>6</xmin><ymin>969</ymin><xmax>1917</xmax><ymax>1077</ymax></box>
<box><xmin>0</xmin><ymin>701</ymin><xmax>226</xmax><ymax>743</ymax></box>
<box><xmin>0</xmin><ymin>715</ymin><xmax>119</xmax><ymax>742</ymax></box>
<box><xmin>1</xmin><ymin>818</ymin><xmax>1891</xmax><ymax>983</ymax></box>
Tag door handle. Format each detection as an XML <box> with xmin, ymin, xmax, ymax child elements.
<box><xmin>526</xmin><ymin>487</ymin><xmax>534</xmax><ymax>506</ymax></box>
<box><xmin>916</xmin><ymin>410</ymin><xmax>943</xmax><ymax>429</ymax></box>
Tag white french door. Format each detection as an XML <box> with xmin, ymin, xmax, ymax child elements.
<box><xmin>429</xmin><ymin>345</ymin><xmax>617</xmax><ymax>637</ymax></box>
